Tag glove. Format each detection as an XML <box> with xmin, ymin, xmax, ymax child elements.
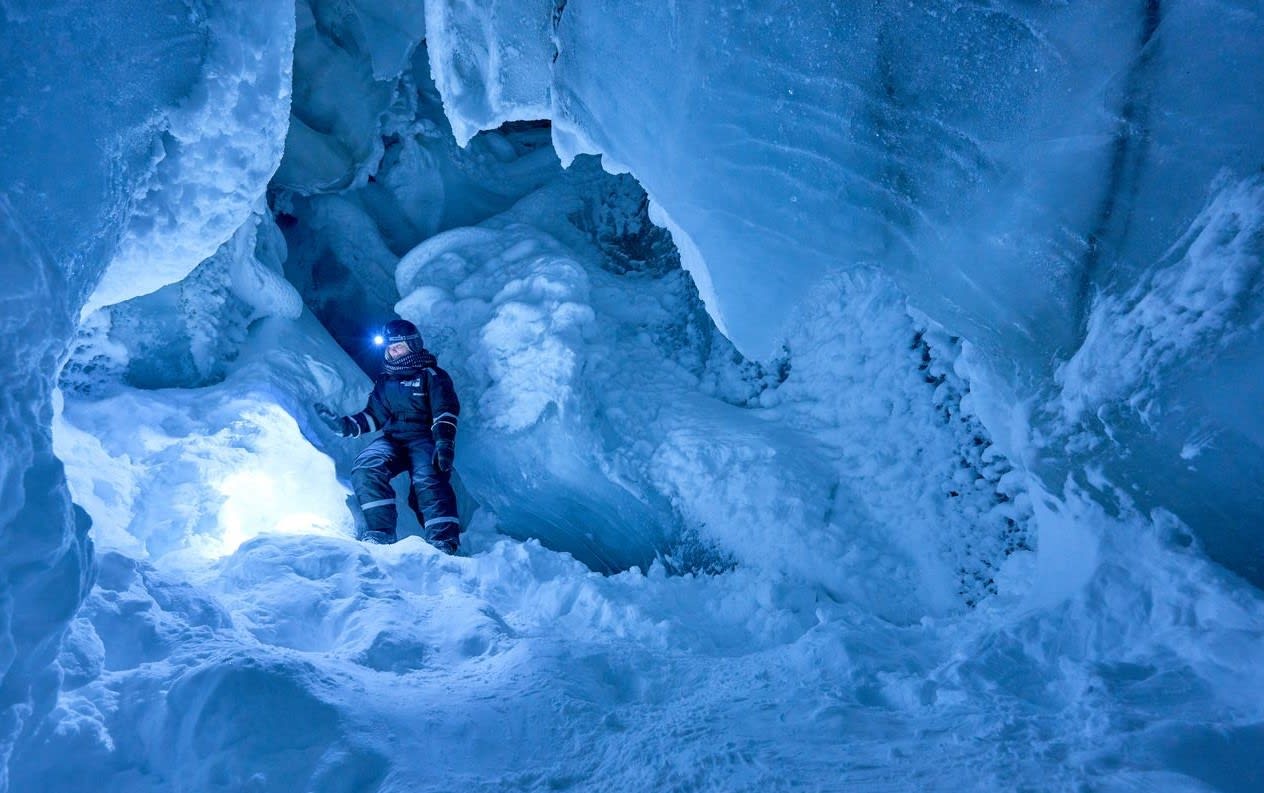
<box><xmin>315</xmin><ymin>403</ymin><xmax>348</xmax><ymax>436</ymax></box>
<box><xmin>433</xmin><ymin>440</ymin><xmax>455</xmax><ymax>473</ymax></box>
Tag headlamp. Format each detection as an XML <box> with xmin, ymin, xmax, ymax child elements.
<box><xmin>373</xmin><ymin>334</ymin><xmax>385</xmax><ymax>346</ymax></box>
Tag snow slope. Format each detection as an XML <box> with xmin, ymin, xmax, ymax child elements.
<box><xmin>21</xmin><ymin>485</ymin><xmax>1264</xmax><ymax>791</ymax></box>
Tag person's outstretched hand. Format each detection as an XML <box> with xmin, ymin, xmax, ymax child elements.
<box><xmin>315</xmin><ymin>403</ymin><xmax>348</xmax><ymax>436</ymax></box>
<box><xmin>433</xmin><ymin>440</ymin><xmax>455</xmax><ymax>472</ymax></box>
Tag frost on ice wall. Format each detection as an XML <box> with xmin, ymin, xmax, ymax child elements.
<box><xmin>392</xmin><ymin>156</ymin><xmax>1031</xmax><ymax>614</ymax></box>
<box><xmin>423</xmin><ymin>0</ymin><xmax>1264</xmax><ymax>584</ymax></box>
<box><xmin>0</xmin><ymin>199</ymin><xmax>92</xmax><ymax>791</ymax></box>
<box><xmin>79</xmin><ymin>3</ymin><xmax>295</xmax><ymax>315</ymax></box>
<box><xmin>1</xmin><ymin>0</ymin><xmax>295</xmax><ymax>786</ymax></box>
<box><xmin>425</xmin><ymin>0</ymin><xmax>1263</xmax><ymax>364</ymax></box>
<box><xmin>1053</xmin><ymin>176</ymin><xmax>1264</xmax><ymax>582</ymax></box>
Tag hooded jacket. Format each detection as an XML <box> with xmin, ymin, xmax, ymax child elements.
<box><xmin>345</xmin><ymin>351</ymin><xmax>460</xmax><ymax>445</ymax></box>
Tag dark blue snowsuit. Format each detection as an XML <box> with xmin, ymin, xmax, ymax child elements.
<box><xmin>342</xmin><ymin>355</ymin><xmax>461</xmax><ymax>550</ymax></box>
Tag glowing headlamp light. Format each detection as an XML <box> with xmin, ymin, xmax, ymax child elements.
<box><xmin>373</xmin><ymin>334</ymin><xmax>385</xmax><ymax>346</ymax></box>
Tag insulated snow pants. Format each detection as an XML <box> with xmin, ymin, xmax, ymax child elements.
<box><xmin>351</xmin><ymin>436</ymin><xmax>460</xmax><ymax>550</ymax></box>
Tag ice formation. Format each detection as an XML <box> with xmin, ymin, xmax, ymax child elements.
<box><xmin>3</xmin><ymin>1</ymin><xmax>1263</xmax><ymax>791</ymax></box>
<box><xmin>2</xmin><ymin>1</ymin><xmax>294</xmax><ymax>784</ymax></box>
<box><xmin>424</xmin><ymin>0</ymin><xmax>1264</xmax><ymax>587</ymax></box>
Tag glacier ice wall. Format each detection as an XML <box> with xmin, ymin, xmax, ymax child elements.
<box><xmin>423</xmin><ymin>0</ymin><xmax>1264</xmax><ymax>583</ymax></box>
<box><xmin>426</xmin><ymin>0</ymin><xmax>1263</xmax><ymax>364</ymax></box>
<box><xmin>0</xmin><ymin>0</ymin><xmax>295</xmax><ymax>785</ymax></box>
<box><xmin>5</xmin><ymin>1</ymin><xmax>1264</xmax><ymax>790</ymax></box>
<box><xmin>1053</xmin><ymin>176</ymin><xmax>1264</xmax><ymax>582</ymax></box>
<box><xmin>0</xmin><ymin>199</ymin><xmax>92</xmax><ymax>792</ymax></box>
<box><xmin>392</xmin><ymin>158</ymin><xmax>1033</xmax><ymax>610</ymax></box>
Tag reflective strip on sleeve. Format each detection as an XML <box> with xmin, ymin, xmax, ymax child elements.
<box><xmin>433</xmin><ymin>412</ymin><xmax>459</xmax><ymax>423</ymax></box>
<box><xmin>361</xmin><ymin>498</ymin><xmax>395</xmax><ymax>511</ymax></box>
<box><xmin>424</xmin><ymin>516</ymin><xmax>460</xmax><ymax>528</ymax></box>
<box><xmin>365</xmin><ymin>412</ymin><xmax>379</xmax><ymax>432</ymax></box>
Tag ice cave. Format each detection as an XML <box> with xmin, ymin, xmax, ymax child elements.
<box><xmin>2</xmin><ymin>1</ymin><xmax>1263</xmax><ymax>791</ymax></box>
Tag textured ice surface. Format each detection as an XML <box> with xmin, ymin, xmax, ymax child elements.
<box><xmin>0</xmin><ymin>199</ymin><xmax>93</xmax><ymax>792</ymax></box>
<box><xmin>276</xmin><ymin>32</ymin><xmax>562</xmax><ymax>373</ymax></box>
<box><xmin>61</xmin><ymin>209</ymin><xmax>302</xmax><ymax>392</ymax></box>
<box><xmin>79</xmin><ymin>2</ymin><xmax>294</xmax><ymax>315</ymax></box>
<box><xmin>426</xmin><ymin>1</ymin><xmax>1264</xmax><ymax>362</ymax></box>
<box><xmin>1</xmin><ymin>1</ymin><xmax>292</xmax><ymax>785</ymax></box>
<box><xmin>7</xmin><ymin>1</ymin><xmax>1264</xmax><ymax>790</ymax></box>
<box><xmin>1053</xmin><ymin>175</ymin><xmax>1264</xmax><ymax>583</ymax></box>
<box><xmin>423</xmin><ymin>0</ymin><xmax>1264</xmax><ymax>584</ymax></box>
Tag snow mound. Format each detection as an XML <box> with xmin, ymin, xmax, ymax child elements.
<box><xmin>21</xmin><ymin>494</ymin><xmax>1264</xmax><ymax>791</ymax></box>
<box><xmin>392</xmin><ymin>157</ymin><xmax>1029</xmax><ymax>616</ymax></box>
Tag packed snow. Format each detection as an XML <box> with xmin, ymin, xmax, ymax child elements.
<box><xmin>3</xmin><ymin>1</ymin><xmax>1263</xmax><ymax>792</ymax></box>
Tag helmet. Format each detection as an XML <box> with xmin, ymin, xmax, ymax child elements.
<box><xmin>379</xmin><ymin>319</ymin><xmax>424</xmax><ymax>353</ymax></box>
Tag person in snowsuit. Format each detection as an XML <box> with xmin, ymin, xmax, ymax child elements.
<box><xmin>315</xmin><ymin>319</ymin><xmax>461</xmax><ymax>552</ymax></box>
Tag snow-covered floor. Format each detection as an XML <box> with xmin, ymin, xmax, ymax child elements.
<box><xmin>34</xmin><ymin>158</ymin><xmax>1264</xmax><ymax>791</ymax></box>
<box><xmin>29</xmin><ymin>509</ymin><xmax>1264</xmax><ymax>792</ymax></box>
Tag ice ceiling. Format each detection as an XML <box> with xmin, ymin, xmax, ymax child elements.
<box><xmin>2</xmin><ymin>1</ymin><xmax>1263</xmax><ymax>790</ymax></box>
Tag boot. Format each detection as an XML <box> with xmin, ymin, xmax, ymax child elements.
<box><xmin>431</xmin><ymin>537</ymin><xmax>459</xmax><ymax>555</ymax></box>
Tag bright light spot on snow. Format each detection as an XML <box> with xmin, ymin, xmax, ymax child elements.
<box><xmin>215</xmin><ymin>470</ymin><xmax>341</xmax><ymax>558</ymax></box>
<box><xmin>56</xmin><ymin>355</ymin><xmax>358</xmax><ymax>566</ymax></box>
<box><xmin>217</xmin><ymin>471</ymin><xmax>274</xmax><ymax>554</ymax></box>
